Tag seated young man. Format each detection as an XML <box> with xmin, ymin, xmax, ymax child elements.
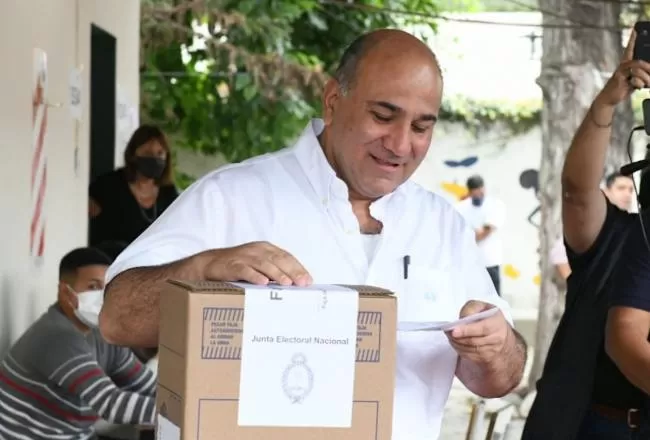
<box><xmin>0</xmin><ymin>247</ymin><xmax>156</xmax><ymax>439</ymax></box>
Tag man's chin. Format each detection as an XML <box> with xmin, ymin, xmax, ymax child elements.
<box><xmin>360</xmin><ymin>181</ymin><xmax>401</xmax><ymax>200</ymax></box>
<box><xmin>618</xmin><ymin>201</ymin><xmax>633</xmax><ymax>212</ymax></box>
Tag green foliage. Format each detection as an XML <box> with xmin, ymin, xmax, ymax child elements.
<box><xmin>632</xmin><ymin>91</ymin><xmax>650</xmax><ymax>122</ymax></box>
<box><xmin>141</xmin><ymin>0</ymin><xmax>557</xmax><ymax>184</ymax></box>
<box><xmin>175</xmin><ymin>171</ymin><xmax>197</xmax><ymax>191</ymax></box>
<box><xmin>436</xmin><ymin>91</ymin><xmax>649</xmax><ymax>139</ymax></box>
<box><xmin>440</xmin><ymin>96</ymin><xmax>541</xmax><ymax>136</ymax></box>
<box><xmin>140</xmin><ymin>0</ymin><xmax>439</xmax><ymax>166</ymax></box>
<box><xmin>437</xmin><ymin>0</ymin><xmax>536</xmax><ymax>12</ymax></box>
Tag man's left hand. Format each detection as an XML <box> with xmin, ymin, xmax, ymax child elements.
<box><xmin>445</xmin><ymin>300</ymin><xmax>511</xmax><ymax>364</ymax></box>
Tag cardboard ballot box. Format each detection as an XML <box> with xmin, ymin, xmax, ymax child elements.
<box><xmin>155</xmin><ymin>280</ymin><xmax>397</xmax><ymax>440</ymax></box>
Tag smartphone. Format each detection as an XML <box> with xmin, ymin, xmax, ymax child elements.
<box><xmin>634</xmin><ymin>21</ymin><xmax>650</xmax><ymax>62</ymax></box>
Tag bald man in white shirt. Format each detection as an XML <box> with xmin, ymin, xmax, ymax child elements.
<box><xmin>99</xmin><ymin>29</ymin><xmax>527</xmax><ymax>440</ymax></box>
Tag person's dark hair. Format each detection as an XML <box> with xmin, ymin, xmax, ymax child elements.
<box><xmin>59</xmin><ymin>247</ymin><xmax>111</xmax><ymax>280</ymax></box>
<box><xmin>334</xmin><ymin>35</ymin><xmax>376</xmax><ymax>94</ymax></box>
<box><xmin>604</xmin><ymin>171</ymin><xmax>631</xmax><ymax>188</ymax></box>
<box><xmin>333</xmin><ymin>31</ymin><xmax>442</xmax><ymax>94</ymax></box>
<box><xmin>94</xmin><ymin>240</ymin><xmax>128</xmax><ymax>263</ymax></box>
<box><xmin>123</xmin><ymin>124</ymin><xmax>173</xmax><ymax>186</ymax></box>
<box><xmin>466</xmin><ymin>175</ymin><xmax>484</xmax><ymax>191</ymax></box>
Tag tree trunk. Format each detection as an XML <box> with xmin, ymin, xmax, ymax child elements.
<box><xmin>528</xmin><ymin>0</ymin><xmax>630</xmax><ymax>389</ymax></box>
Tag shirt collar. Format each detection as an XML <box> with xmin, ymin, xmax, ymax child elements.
<box><xmin>292</xmin><ymin>119</ymin><xmax>405</xmax><ymax>222</ymax></box>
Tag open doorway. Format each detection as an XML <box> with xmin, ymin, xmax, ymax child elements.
<box><xmin>89</xmin><ymin>24</ymin><xmax>116</xmax><ymax>184</ymax></box>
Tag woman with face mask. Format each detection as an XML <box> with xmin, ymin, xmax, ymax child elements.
<box><xmin>88</xmin><ymin>124</ymin><xmax>179</xmax><ymax>246</ymax></box>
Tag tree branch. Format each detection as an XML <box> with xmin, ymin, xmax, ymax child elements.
<box><xmin>140</xmin><ymin>0</ymin><xmax>329</xmax><ymax>100</ymax></box>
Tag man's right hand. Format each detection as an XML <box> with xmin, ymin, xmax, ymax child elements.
<box><xmin>597</xmin><ymin>30</ymin><xmax>650</xmax><ymax>109</ymax></box>
<box><xmin>202</xmin><ymin>241</ymin><xmax>313</xmax><ymax>286</ymax></box>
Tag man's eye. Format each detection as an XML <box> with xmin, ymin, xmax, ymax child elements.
<box><xmin>412</xmin><ymin>125</ymin><xmax>427</xmax><ymax>134</ymax></box>
<box><xmin>372</xmin><ymin>112</ymin><xmax>391</xmax><ymax>122</ymax></box>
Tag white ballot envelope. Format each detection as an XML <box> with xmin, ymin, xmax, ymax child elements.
<box><xmin>397</xmin><ymin>307</ymin><xmax>499</xmax><ymax>332</ymax></box>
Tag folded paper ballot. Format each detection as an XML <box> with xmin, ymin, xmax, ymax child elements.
<box><xmin>397</xmin><ymin>307</ymin><xmax>499</xmax><ymax>332</ymax></box>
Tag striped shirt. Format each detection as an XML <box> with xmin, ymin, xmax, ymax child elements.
<box><xmin>0</xmin><ymin>305</ymin><xmax>156</xmax><ymax>439</ymax></box>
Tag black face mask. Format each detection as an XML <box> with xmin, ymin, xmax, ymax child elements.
<box><xmin>134</xmin><ymin>157</ymin><xmax>166</xmax><ymax>180</ymax></box>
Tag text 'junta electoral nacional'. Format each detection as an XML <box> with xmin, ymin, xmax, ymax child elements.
<box><xmin>251</xmin><ymin>335</ymin><xmax>351</xmax><ymax>345</ymax></box>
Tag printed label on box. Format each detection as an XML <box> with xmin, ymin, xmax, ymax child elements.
<box><xmin>201</xmin><ymin>308</ymin><xmax>382</xmax><ymax>362</ymax></box>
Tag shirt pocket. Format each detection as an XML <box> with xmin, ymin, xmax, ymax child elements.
<box><xmin>398</xmin><ymin>264</ymin><xmax>460</xmax><ymax>323</ymax></box>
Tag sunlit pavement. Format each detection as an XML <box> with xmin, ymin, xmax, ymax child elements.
<box><xmin>440</xmin><ymin>346</ymin><xmax>534</xmax><ymax>439</ymax></box>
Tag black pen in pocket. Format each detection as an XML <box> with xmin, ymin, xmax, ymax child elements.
<box><xmin>403</xmin><ymin>255</ymin><xmax>410</xmax><ymax>279</ymax></box>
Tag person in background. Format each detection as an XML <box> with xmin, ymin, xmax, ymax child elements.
<box><xmin>455</xmin><ymin>175</ymin><xmax>506</xmax><ymax>295</ymax></box>
<box><xmin>603</xmin><ymin>164</ymin><xmax>650</xmax><ymax>436</ymax></box>
<box><xmin>548</xmin><ymin>172</ymin><xmax>634</xmax><ymax>282</ymax></box>
<box><xmin>89</xmin><ymin>124</ymin><xmax>179</xmax><ymax>247</ymax></box>
<box><xmin>603</xmin><ymin>171</ymin><xmax>634</xmax><ymax>211</ymax></box>
<box><xmin>550</xmin><ymin>235</ymin><xmax>572</xmax><ymax>281</ymax></box>
<box><xmin>0</xmin><ymin>247</ymin><xmax>156</xmax><ymax>439</ymax></box>
<box><xmin>522</xmin><ymin>30</ymin><xmax>648</xmax><ymax>440</ymax></box>
<box><xmin>605</xmin><ymin>213</ymin><xmax>650</xmax><ymax>438</ymax></box>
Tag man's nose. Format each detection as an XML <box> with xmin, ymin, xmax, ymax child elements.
<box><xmin>386</xmin><ymin>124</ymin><xmax>411</xmax><ymax>157</ymax></box>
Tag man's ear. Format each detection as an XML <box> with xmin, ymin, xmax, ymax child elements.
<box><xmin>322</xmin><ymin>79</ymin><xmax>342</xmax><ymax>125</ymax></box>
<box><xmin>57</xmin><ymin>281</ymin><xmax>77</xmax><ymax>309</ymax></box>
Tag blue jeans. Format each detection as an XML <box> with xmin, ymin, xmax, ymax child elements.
<box><xmin>576</xmin><ymin>408</ymin><xmax>646</xmax><ymax>440</ymax></box>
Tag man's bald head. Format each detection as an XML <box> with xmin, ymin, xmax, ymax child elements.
<box><xmin>319</xmin><ymin>29</ymin><xmax>444</xmax><ymax>202</ymax></box>
<box><xmin>333</xmin><ymin>29</ymin><xmax>443</xmax><ymax>95</ymax></box>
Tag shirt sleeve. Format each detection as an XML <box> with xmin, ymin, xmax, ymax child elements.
<box><xmin>109</xmin><ymin>347</ymin><xmax>157</xmax><ymax>397</ymax></box>
<box><xmin>457</xmin><ymin>215</ymin><xmax>513</xmax><ymax>325</ymax></box>
<box><xmin>106</xmin><ymin>175</ymin><xmax>227</xmax><ymax>284</ymax></box>
<box><xmin>30</xmin><ymin>330</ymin><xmax>156</xmax><ymax>425</ymax></box>
<box><xmin>565</xmin><ymin>197</ymin><xmax>629</xmax><ymax>271</ymax></box>
<box><xmin>610</xmin><ymin>220</ymin><xmax>650</xmax><ymax>312</ymax></box>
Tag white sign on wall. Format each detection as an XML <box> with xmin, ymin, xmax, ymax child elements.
<box><xmin>68</xmin><ymin>68</ymin><xmax>82</xmax><ymax>121</ymax></box>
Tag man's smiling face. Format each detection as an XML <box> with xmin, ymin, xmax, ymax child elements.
<box><xmin>320</xmin><ymin>31</ymin><xmax>443</xmax><ymax>201</ymax></box>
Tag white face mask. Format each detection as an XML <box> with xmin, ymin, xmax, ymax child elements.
<box><xmin>72</xmin><ymin>289</ymin><xmax>104</xmax><ymax>328</ymax></box>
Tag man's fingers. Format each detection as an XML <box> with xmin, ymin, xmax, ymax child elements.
<box><xmin>210</xmin><ymin>241</ymin><xmax>313</xmax><ymax>286</ymax></box>
<box><xmin>254</xmin><ymin>259</ymin><xmax>294</xmax><ymax>286</ymax></box>
<box><xmin>252</xmin><ymin>242</ymin><xmax>313</xmax><ymax>286</ymax></box>
<box><xmin>224</xmin><ymin>262</ymin><xmax>270</xmax><ymax>285</ymax></box>
<box><xmin>623</xmin><ymin>29</ymin><xmax>636</xmax><ymax>62</ymax></box>
<box><xmin>638</xmin><ymin>60</ymin><xmax>650</xmax><ymax>72</ymax></box>
<box><xmin>458</xmin><ymin>300</ymin><xmax>493</xmax><ymax>318</ymax></box>
<box><xmin>448</xmin><ymin>320</ymin><xmax>491</xmax><ymax>339</ymax></box>
<box><xmin>629</xmin><ymin>66</ymin><xmax>650</xmax><ymax>89</ymax></box>
<box><xmin>268</xmin><ymin>252</ymin><xmax>313</xmax><ymax>286</ymax></box>
<box><xmin>630</xmin><ymin>76</ymin><xmax>645</xmax><ymax>90</ymax></box>
<box><xmin>447</xmin><ymin>334</ymin><xmax>500</xmax><ymax>350</ymax></box>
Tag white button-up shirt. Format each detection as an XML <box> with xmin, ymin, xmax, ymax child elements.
<box><xmin>456</xmin><ymin>196</ymin><xmax>506</xmax><ymax>267</ymax></box>
<box><xmin>106</xmin><ymin>119</ymin><xmax>512</xmax><ymax>440</ymax></box>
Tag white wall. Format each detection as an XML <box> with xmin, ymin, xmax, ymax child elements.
<box><xmin>0</xmin><ymin>0</ymin><xmax>140</xmax><ymax>354</ymax></box>
<box><xmin>412</xmin><ymin>124</ymin><xmax>542</xmax><ymax>311</ymax></box>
